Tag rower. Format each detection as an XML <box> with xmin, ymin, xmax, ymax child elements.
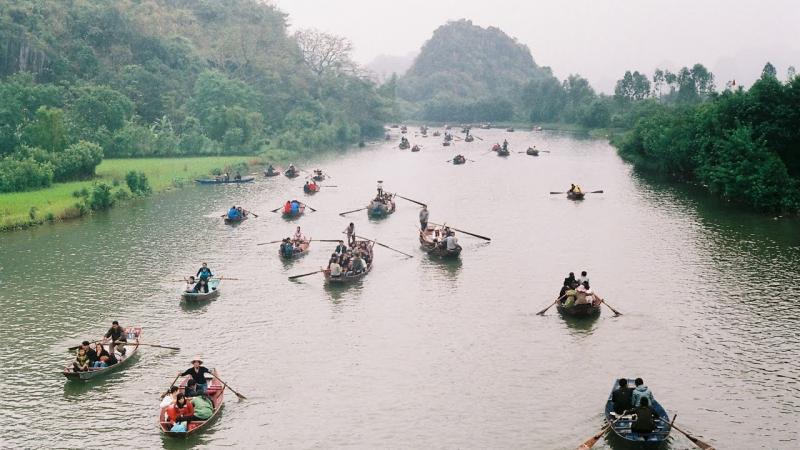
<box><xmin>227</xmin><ymin>205</ymin><xmax>240</xmax><ymax>220</ymax></box>
<box><xmin>290</xmin><ymin>199</ymin><xmax>300</xmax><ymax>215</ymax></box>
<box><xmin>419</xmin><ymin>205</ymin><xmax>429</xmax><ymax>231</ymax></box>
<box><xmin>611</xmin><ymin>378</ymin><xmax>634</xmax><ymax>414</ymax></box>
<box><xmin>502</xmin><ymin>139</ymin><xmax>508</xmax><ymax>151</ymax></box>
<box><xmin>444</xmin><ymin>232</ymin><xmax>459</xmax><ymax>251</ymax></box>
<box><xmin>178</xmin><ymin>357</ymin><xmax>211</xmax><ymax>395</ymax></box>
<box><xmin>293</xmin><ymin>226</ymin><xmax>303</xmax><ymax>242</ymax></box>
<box><xmin>197</xmin><ymin>262</ymin><xmax>213</xmax><ymax>282</ymax></box>
<box><xmin>104</xmin><ymin>320</ymin><xmax>127</xmax><ymax>356</ymax></box>
<box><xmin>267</xmin><ymin>164</ymin><xmax>275</xmax><ymax>174</ymax></box>
<box><xmin>577</xmin><ymin>271</ymin><xmax>589</xmax><ymax>285</ymax></box>
<box><xmin>631</xmin><ymin>397</ymin><xmax>658</xmax><ymax>433</ymax></box>
<box><xmin>377</xmin><ymin>180</ymin><xmax>384</xmax><ymax>197</ymax></box>
<box><xmin>344</xmin><ymin>222</ymin><xmax>355</xmax><ymax>247</ymax></box>
<box><xmin>632</xmin><ymin>378</ymin><xmax>655</xmax><ymax>407</ymax></box>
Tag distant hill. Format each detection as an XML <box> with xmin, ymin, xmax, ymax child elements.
<box><xmin>366</xmin><ymin>53</ymin><xmax>416</xmax><ymax>82</ymax></box>
<box><xmin>398</xmin><ymin>19</ymin><xmax>552</xmax><ymax>103</ymax></box>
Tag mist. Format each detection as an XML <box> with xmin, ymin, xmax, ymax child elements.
<box><xmin>274</xmin><ymin>0</ymin><xmax>800</xmax><ymax>92</ymax></box>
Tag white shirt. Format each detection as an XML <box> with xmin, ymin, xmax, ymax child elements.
<box><xmin>330</xmin><ymin>263</ymin><xmax>342</xmax><ymax>276</ymax></box>
<box><xmin>445</xmin><ymin>236</ymin><xmax>458</xmax><ymax>250</ymax></box>
<box><xmin>419</xmin><ymin>209</ymin><xmax>429</xmax><ymax>222</ymax></box>
<box><xmin>578</xmin><ymin>276</ymin><xmax>589</xmax><ymax>285</ymax></box>
<box><xmin>160</xmin><ymin>395</ymin><xmax>175</xmax><ymax>408</ymax></box>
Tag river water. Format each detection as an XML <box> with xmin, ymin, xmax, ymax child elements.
<box><xmin>0</xmin><ymin>129</ymin><xmax>798</xmax><ymax>449</ymax></box>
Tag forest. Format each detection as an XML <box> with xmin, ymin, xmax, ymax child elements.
<box><xmin>0</xmin><ymin>0</ymin><xmax>391</xmax><ymax>193</ymax></box>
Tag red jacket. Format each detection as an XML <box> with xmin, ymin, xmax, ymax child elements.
<box><xmin>166</xmin><ymin>401</ymin><xmax>194</xmax><ymax>422</ymax></box>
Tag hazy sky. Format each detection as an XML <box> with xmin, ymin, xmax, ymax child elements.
<box><xmin>273</xmin><ymin>0</ymin><xmax>800</xmax><ymax>92</ymax></box>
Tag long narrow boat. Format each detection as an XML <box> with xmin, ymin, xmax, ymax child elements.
<box><xmin>567</xmin><ymin>191</ymin><xmax>586</xmax><ymax>200</ymax></box>
<box><xmin>196</xmin><ymin>176</ymin><xmax>255</xmax><ymax>184</ymax></box>
<box><xmin>419</xmin><ymin>225</ymin><xmax>462</xmax><ymax>258</ymax></box>
<box><xmin>323</xmin><ymin>240</ymin><xmax>375</xmax><ymax>284</ymax></box>
<box><xmin>282</xmin><ymin>203</ymin><xmax>306</xmax><ymax>219</ymax></box>
<box><xmin>63</xmin><ymin>327</ymin><xmax>142</xmax><ymax>381</ymax></box>
<box><xmin>181</xmin><ymin>278</ymin><xmax>221</xmax><ymax>302</ymax></box>
<box><xmin>279</xmin><ymin>239</ymin><xmax>310</xmax><ymax>259</ymax></box>
<box><xmin>604</xmin><ymin>379</ymin><xmax>671</xmax><ymax>443</ymax></box>
<box><xmin>367</xmin><ymin>198</ymin><xmax>396</xmax><ymax>218</ymax></box>
<box><xmin>159</xmin><ymin>368</ymin><xmax>224</xmax><ymax>437</ymax></box>
<box><xmin>223</xmin><ymin>213</ymin><xmax>249</xmax><ymax>224</ymax></box>
<box><xmin>556</xmin><ymin>298</ymin><xmax>601</xmax><ymax>317</ymax></box>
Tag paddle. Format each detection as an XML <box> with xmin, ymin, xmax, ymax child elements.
<box><xmin>160</xmin><ymin>374</ymin><xmax>181</xmax><ymax>399</ymax></box>
<box><xmin>288</xmin><ymin>269</ymin><xmax>323</xmax><ymax>280</ymax></box>
<box><xmin>115</xmin><ymin>341</ymin><xmax>180</xmax><ymax>351</ymax></box>
<box><xmin>310</xmin><ymin>239</ymin><xmax>343</xmax><ymax>242</ymax></box>
<box><xmin>354</xmin><ymin>234</ymin><xmax>414</xmax><ymax>258</ymax></box>
<box><xmin>395</xmin><ymin>194</ymin><xmax>427</xmax><ymax>207</ymax></box>
<box><xmin>577</xmin><ymin>416</ymin><xmax>625</xmax><ymax>450</ymax></box>
<box><xmin>211</xmin><ymin>372</ymin><xmax>247</xmax><ymax>400</ymax></box>
<box><xmin>429</xmin><ymin>222</ymin><xmax>491</xmax><ymax>241</ymax></box>
<box><xmin>67</xmin><ymin>340</ymin><xmax>99</xmax><ymax>351</ymax></box>
<box><xmin>257</xmin><ymin>240</ymin><xmax>284</xmax><ymax>246</ymax></box>
<box><xmin>658</xmin><ymin>418</ymin><xmax>715</xmax><ymax>450</ymax></box>
<box><xmin>323</xmin><ymin>185</ymin><xmax>338</xmax><ymax>188</ymax></box>
<box><xmin>536</xmin><ymin>294</ymin><xmax>566</xmax><ymax>316</ymax></box>
<box><xmin>301</xmin><ymin>203</ymin><xmax>317</xmax><ymax>212</ymax></box>
<box><xmin>339</xmin><ymin>207</ymin><xmax>367</xmax><ymax>216</ymax></box>
<box><xmin>473</xmin><ymin>135</ymin><xmax>484</xmax><ymax>141</ymax></box>
<box><xmin>600</xmin><ymin>299</ymin><xmax>622</xmax><ymax>316</ymax></box>
<box><xmin>270</xmin><ymin>206</ymin><xmax>283</xmax><ymax>213</ymax></box>
<box><xmin>550</xmin><ymin>190</ymin><xmax>604</xmax><ymax>195</ymax></box>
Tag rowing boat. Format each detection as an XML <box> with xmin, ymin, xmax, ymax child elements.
<box><xmin>181</xmin><ymin>278</ymin><xmax>221</xmax><ymax>302</ymax></box>
<box><xmin>282</xmin><ymin>203</ymin><xmax>306</xmax><ymax>218</ymax></box>
<box><xmin>411</xmin><ymin>145</ymin><xmax>420</xmax><ymax>152</ymax></box>
<box><xmin>63</xmin><ymin>327</ymin><xmax>142</xmax><ymax>381</ymax></box>
<box><xmin>223</xmin><ymin>213</ymin><xmax>248</xmax><ymax>224</ymax></box>
<box><xmin>556</xmin><ymin>299</ymin><xmax>601</xmax><ymax>317</ymax></box>
<box><xmin>311</xmin><ymin>173</ymin><xmax>326</xmax><ymax>182</ymax></box>
<box><xmin>284</xmin><ymin>169</ymin><xmax>300</xmax><ymax>179</ymax></box>
<box><xmin>399</xmin><ymin>141</ymin><xmax>410</xmax><ymax>149</ymax></box>
<box><xmin>367</xmin><ymin>198</ymin><xmax>395</xmax><ymax>218</ymax></box>
<box><xmin>264</xmin><ymin>170</ymin><xmax>280</xmax><ymax>177</ymax></box>
<box><xmin>159</xmin><ymin>368</ymin><xmax>224</xmax><ymax>437</ymax></box>
<box><xmin>526</xmin><ymin>147</ymin><xmax>540</xmax><ymax>156</ymax></box>
<box><xmin>303</xmin><ymin>184</ymin><xmax>320</xmax><ymax>194</ymax></box>
<box><xmin>604</xmin><ymin>379</ymin><xmax>671</xmax><ymax>443</ymax></box>
<box><xmin>196</xmin><ymin>176</ymin><xmax>255</xmax><ymax>184</ymax></box>
<box><xmin>442</xmin><ymin>141</ymin><xmax>451</xmax><ymax>147</ymax></box>
<box><xmin>419</xmin><ymin>225</ymin><xmax>462</xmax><ymax>258</ymax></box>
<box><xmin>464</xmin><ymin>135</ymin><xmax>474</xmax><ymax>142</ymax></box>
<box><xmin>497</xmin><ymin>148</ymin><xmax>510</xmax><ymax>157</ymax></box>
<box><xmin>567</xmin><ymin>191</ymin><xmax>586</xmax><ymax>200</ymax></box>
<box><xmin>323</xmin><ymin>240</ymin><xmax>374</xmax><ymax>284</ymax></box>
<box><xmin>453</xmin><ymin>155</ymin><xmax>466</xmax><ymax>165</ymax></box>
<box><xmin>279</xmin><ymin>239</ymin><xmax>310</xmax><ymax>259</ymax></box>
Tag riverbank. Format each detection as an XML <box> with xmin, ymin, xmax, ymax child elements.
<box><xmin>398</xmin><ymin>120</ymin><xmax>619</xmax><ymax>139</ymax></box>
<box><xmin>0</xmin><ymin>156</ymin><xmax>257</xmax><ymax>231</ymax></box>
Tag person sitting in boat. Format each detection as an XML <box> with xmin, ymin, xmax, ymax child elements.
<box><xmin>91</xmin><ymin>343</ymin><xmax>111</xmax><ymax>368</ymax></box>
<box><xmin>340</xmin><ymin>251</ymin><xmax>352</xmax><ymax>270</ymax></box>
<box><xmin>234</xmin><ymin>172</ymin><xmax>242</xmax><ymax>181</ymax></box>
<box><xmin>632</xmin><ymin>378</ymin><xmax>655</xmax><ymax>407</ymax></box>
<box><xmin>283</xmin><ymin>201</ymin><xmax>292</xmax><ymax>214</ymax></box>
<box><xmin>290</xmin><ymin>200</ymin><xmax>300</xmax><ymax>215</ymax></box>
<box><xmin>197</xmin><ymin>263</ymin><xmax>213</xmax><ymax>281</ymax></box>
<box><xmin>227</xmin><ymin>205</ymin><xmax>241</xmax><ymax>220</ymax></box>
<box><xmin>562</xmin><ymin>284</ymin><xmax>578</xmax><ymax>308</ymax></box>
<box><xmin>563</xmin><ymin>272</ymin><xmax>577</xmax><ymax>288</ymax></box>
<box><xmin>73</xmin><ymin>346</ymin><xmax>90</xmax><ymax>372</ymax></box>
<box><xmin>293</xmin><ymin>226</ymin><xmax>304</xmax><ymax>243</ymax></box>
<box><xmin>574</xmin><ymin>282</ymin><xmax>590</xmax><ymax>305</ymax></box>
<box><xmin>184</xmin><ymin>276</ymin><xmax>197</xmax><ymax>293</ymax></box>
<box><xmin>178</xmin><ymin>358</ymin><xmax>211</xmax><ymax>395</ymax></box>
<box><xmin>266</xmin><ymin>164</ymin><xmax>275</xmax><ymax>174</ymax></box>
<box><xmin>335</xmin><ymin>241</ymin><xmax>347</xmax><ymax>255</ymax></box>
<box><xmin>502</xmin><ymin>139</ymin><xmax>509</xmax><ymax>151</ymax></box>
<box><xmin>280</xmin><ymin>239</ymin><xmax>294</xmax><ymax>258</ymax></box>
<box><xmin>631</xmin><ymin>397</ymin><xmax>658</xmax><ymax>433</ymax></box>
<box><xmin>329</xmin><ymin>256</ymin><xmax>343</xmax><ymax>277</ymax></box>
<box><xmin>351</xmin><ymin>253</ymin><xmax>365</xmax><ymax>274</ymax></box>
<box><xmin>308</xmin><ymin>180</ymin><xmax>318</xmax><ymax>191</ymax></box>
<box><xmin>444</xmin><ymin>232</ymin><xmax>459</xmax><ymax>252</ymax></box>
<box><xmin>190</xmin><ymin>393</ymin><xmax>214</xmax><ymax>421</ymax></box>
<box><xmin>104</xmin><ymin>320</ymin><xmax>127</xmax><ymax>357</ymax></box>
<box><xmin>287</xmin><ymin>164</ymin><xmax>296</xmax><ymax>174</ymax></box>
<box><xmin>160</xmin><ymin>386</ymin><xmax>180</xmax><ymax>408</ymax></box>
<box><xmin>223</xmin><ymin>172</ymin><xmax>230</xmax><ymax>182</ymax></box>
<box><xmin>611</xmin><ymin>378</ymin><xmax>635</xmax><ymax>414</ymax></box>
<box><xmin>184</xmin><ymin>379</ymin><xmax>200</xmax><ymax>397</ymax></box>
<box><xmin>577</xmin><ymin>271</ymin><xmax>589</xmax><ymax>285</ymax></box>
<box><xmin>166</xmin><ymin>393</ymin><xmax>195</xmax><ymax>430</ymax></box>
<box><xmin>194</xmin><ymin>278</ymin><xmax>210</xmax><ymax>294</ymax></box>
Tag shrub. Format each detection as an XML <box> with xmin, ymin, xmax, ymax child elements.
<box><xmin>50</xmin><ymin>141</ymin><xmax>104</xmax><ymax>182</ymax></box>
<box><xmin>0</xmin><ymin>157</ymin><xmax>54</xmax><ymax>192</ymax></box>
<box><xmin>125</xmin><ymin>170</ymin><xmax>152</xmax><ymax>195</ymax></box>
<box><xmin>87</xmin><ymin>183</ymin><xmax>114</xmax><ymax>210</ymax></box>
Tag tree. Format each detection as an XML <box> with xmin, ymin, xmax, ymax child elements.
<box><xmin>615</xmin><ymin>70</ymin><xmax>651</xmax><ymax>103</ymax></box>
<box><xmin>521</xmin><ymin>76</ymin><xmax>566</xmax><ymax>122</ymax></box>
<box><xmin>20</xmin><ymin>106</ymin><xmax>68</xmax><ymax>152</ymax></box>
<box><xmin>762</xmin><ymin>62</ymin><xmax>777</xmax><ymax>79</ymax></box>
<box><xmin>652</xmin><ymin>69</ymin><xmax>666</xmax><ymax>98</ymax></box>
<box><xmin>294</xmin><ymin>29</ymin><xmax>355</xmax><ymax>77</ymax></box>
<box><xmin>788</xmin><ymin>66</ymin><xmax>797</xmax><ymax>81</ymax></box>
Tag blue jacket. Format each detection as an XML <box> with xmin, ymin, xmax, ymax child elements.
<box><xmin>227</xmin><ymin>208</ymin><xmax>240</xmax><ymax>219</ymax></box>
<box><xmin>632</xmin><ymin>385</ymin><xmax>654</xmax><ymax>407</ymax></box>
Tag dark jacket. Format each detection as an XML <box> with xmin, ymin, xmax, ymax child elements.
<box><xmin>105</xmin><ymin>326</ymin><xmax>127</xmax><ymax>342</ymax></box>
<box><xmin>611</xmin><ymin>386</ymin><xmax>634</xmax><ymax>414</ymax></box>
<box><xmin>181</xmin><ymin>366</ymin><xmax>211</xmax><ymax>385</ymax></box>
<box><xmin>631</xmin><ymin>405</ymin><xmax>658</xmax><ymax>432</ymax></box>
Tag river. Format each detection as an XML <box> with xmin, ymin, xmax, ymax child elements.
<box><xmin>0</xmin><ymin>129</ymin><xmax>798</xmax><ymax>449</ymax></box>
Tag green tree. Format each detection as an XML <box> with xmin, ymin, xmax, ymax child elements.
<box><xmin>761</xmin><ymin>62</ymin><xmax>777</xmax><ymax>79</ymax></box>
<box><xmin>20</xmin><ymin>106</ymin><xmax>68</xmax><ymax>152</ymax></box>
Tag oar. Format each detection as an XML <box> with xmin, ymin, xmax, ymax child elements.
<box><xmin>310</xmin><ymin>239</ymin><xmax>343</xmax><ymax>242</ymax></box>
<box><xmin>536</xmin><ymin>294</ymin><xmax>565</xmax><ymax>316</ymax></box>
<box><xmin>577</xmin><ymin>423</ymin><xmax>611</xmax><ymax>450</ymax></box>
<box><xmin>473</xmin><ymin>135</ymin><xmax>483</xmax><ymax>141</ymax></box>
<box><xmin>355</xmin><ymin>235</ymin><xmax>414</xmax><ymax>258</ymax></box>
<box><xmin>549</xmin><ymin>191</ymin><xmax>566</xmax><ymax>194</ymax></box>
<box><xmin>270</xmin><ymin>206</ymin><xmax>283</xmax><ymax>213</ymax></box>
<box><xmin>339</xmin><ymin>207</ymin><xmax>367</xmax><ymax>216</ymax></box>
<box><xmin>115</xmin><ymin>341</ymin><xmax>180</xmax><ymax>351</ymax></box>
<box><xmin>249</xmin><ymin>212</ymin><xmax>259</xmax><ymax>218</ymax></box>
<box><xmin>211</xmin><ymin>372</ymin><xmax>246</xmax><ymax>400</ymax></box>
<box><xmin>288</xmin><ymin>269</ymin><xmax>324</xmax><ymax>280</ymax></box>
<box><xmin>160</xmin><ymin>374</ymin><xmax>181</xmax><ymax>399</ymax></box>
<box><xmin>257</xmin><ymin>240</ymin><xmax>284</xmax><ymax>246</ymax></box>
<box><xmin>588</xmin><ymin>190</ymin><xmax>604</xmax><ymax>194</ymax></box>
<box><xmin>323</xmin><ymin>185</ymin><xmax>338</xmax><ymax>187</ymax></box>
<box><xmin>658</xmin><ymin>418</ymin><xmax>715</xmax><ymax>450</ymax></box>
<box><xmin>301</xmin><ymin>203</ymin><xmax>317</xmax><ymax>212</ymax></box>
<box><xmin>213</xmin><ymin>276</ymin><xmax>241</xmax><ymax>281</ymax></box>
<box><xmin>395</xmin><ymin>194</ymin><xmax>427</xmax><ymax>207</ymax></box>
<box><xmin>67</xmin><ymin>340</ymin><xmax>99</xmax><ymax>351</ymax></box>
<box><xmin>429</xmin><ymin>222</ymin><xmax>491</xmax><ymax>241</ymax></box>
<box><xmin>600</xmin><ymin>299</ymin><xmax>622</xmax><ymax>316</ymax></box>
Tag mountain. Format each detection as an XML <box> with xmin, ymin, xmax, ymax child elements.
<box><xmin>365</xmin><ymin>52</ymin><xmax>417</xmax><ymax>82</ymax></box>
<box><xmin>398</xmin><ymin>19</ymin><xmax>552</xmax><ymax>103</ymax></box>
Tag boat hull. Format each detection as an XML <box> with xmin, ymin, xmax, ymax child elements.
<box><xmin>181</xmin><ymin>279</ymin><xmax>221</xmax><ymax>302</ymax></box>
<box><xmin>556</xmin><ymin>302</ymin><xmax>601</xmax><ymax>317</ymax></box>
<box><xmin>604</xmin><ymin>379</ymin><xmax>671</xmax><ymax>443</ymax></box>
<box><xmin>419</xmin><ymin>226</ymin><xmax>462</xmax><ymax>258</ymax></box>
<box><xmin>63</xmin><ymin>327</ymin><xmax>142</xmax><ymax>381</ymax></box>
<box><xmin>567</xmin><ymin>192</ymin><xmax>586</xmax><ymax>200</ymax></box>
<box><xmin>159</xmin><ymin>369</ymin><xmax>224</xmax><ymax>437</ymax></box>
<box><xmin>195</xmin><ymin>177</ymin><xmax>255</xmax><ymax>184</ymax></box>
<box><xmin>367</xmin><ymin>200</ymin><xmax>395</xmax><ymax>218</ymax></box>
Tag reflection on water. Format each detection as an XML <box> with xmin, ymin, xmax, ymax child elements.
<box><xmin>1</xmin><ymin>129</ymin><xmax>798</xmax><ymax>449</ymax></box>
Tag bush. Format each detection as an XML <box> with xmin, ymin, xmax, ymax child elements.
<box><xmin>50</xmin><ymin>141</ymin><xmax>103</xmax><ymax>182</ymax></box>
<box><xmin>87</xmin><ymin>183</ymin><xmax>114</xmax><ymax>210</ymax></box>
<box><xmin>0</xmin><ymin>157</ymin><xmax>54</xmax><ymax>192</ymax></box>
<box><xmin>125</xmin><ymin>170</ymin><xmax>152</xmax><ymax>195</ymax></box>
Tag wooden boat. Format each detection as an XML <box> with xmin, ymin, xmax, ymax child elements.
<box><xmin>181</xmin><ymin>278</ymin><xmax>221</xmax><ymax>302</ymax></box>
<box><xmin>464</xmin><ymin>135</ymin><xmax>474</xmax><ymax>142</ymax></box>
<box><xmin>442</xmin><ymin>141</ymin><xmax>451</xmax><ymax>147</ymax></box>
<box><xmin>604</xmin><ymin>379</ymin><xmax>671</xmax><ymax>443</ymax></box>
<box><xmin>411</xmin><ymin>145</ymin><xmax>420</xmax><ymax>152</ymax></box>
<box><xmin>497</xmin><ymin>148</ymin><xmax>510</xmax><ymax>157</ymax></box>
<box><xmin>284</xmin><ymin>169</ymin><xmax>300</xmax><ymax>179</ymax></box>
<box><xmin>323</xmin><ymin>240</ymin><xmax>375</xmax><ymax>284</ymax></box>
<box><xmin>419</xmin><ymin>225</ymin><xmax>462</xmax><ymax>258</ymax></box>
<box><xmin>159</xmin><ymin>368</ymin><xmax>224</xmax><ymax>437</ymax></box>
<box><xmin>526</xmin><ymin>147</ymin><xmax>540</xmax><ymax>156</ymax></box>
<box><xmin>506</xmin><ymin>127</ymin><xmax>515</xmax><ymax>132</ymax></box>
<box><xmin>556</xmin><ymin>298</ymin><xmax>601</xmax><ymax>317</ymax></box>
<box><xmin>567</xmin><ymin>191</ymin><xmax>586</xmax><ymax>200</ymax></box>
<box><xmin>453</xmin><ymin>155</ymin><xmax>466</xmax><ymax>165</ymax></box>
<box><xmin>63</xmin><ymin>327</ymin><xmax>142</xmax><ymax>381</ymax></box>
<box><xmin>311</xmin><ymin>172</ymin><xmax>326</xmax><ymax>182</ymax></box>
<box><xmin>367</xmin><ymin>198</ymin><xmax>395</xmax><ymax>218</ymax></box>
<box><xmin>196</xmin><ymin>176</ymin><xmax>255</xmax><ymax>184</ymax></box>
<box><xmin>223</xmin><ymin>211</ymin><xmax>249</xmax><ymax>224</ymax></box>
<box><xmin>264</xmin><ymin>170</ymin><xmax>280</xmax><ymax>177</ymax></box>
<box><xmin>399</xmin><ymin>141</ymin><xmax>410</xmax><ymax>149</ymax></box>
<box><xmin>282</xmin><ymin>203</ymin><xmax>306</xmax><ymax>218</ymax></box>
<box><xmin>279</xmin><ymin>239</ymin><xmax>310</xmax><ymax>259</ymax></box>
<box><xmin>303</xmin><ymin>183</ymin><xmax>320</xmax><ymax>194</ymax></box>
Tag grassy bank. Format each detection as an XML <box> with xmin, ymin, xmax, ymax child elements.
<box><xmin>0</xmin><ymin>156</ymin><xmax>256</xmax><ymax>231</ymax></box>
